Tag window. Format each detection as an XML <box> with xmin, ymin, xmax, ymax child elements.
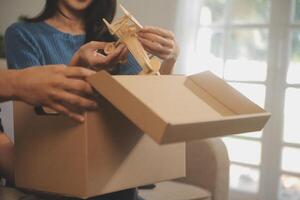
<box><xmin>279</xmin><ymin>1</ymin><xmax>300</xmax><ymax>199</ymax></box>
<box><xmin>177</xmin><ymin>0</ymin><xmax>300</xmax><ymax>199</ymax></box>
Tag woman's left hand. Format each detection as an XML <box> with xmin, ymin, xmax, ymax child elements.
<box><xmin>137</xmin><ymin>26</ymin><xmax>179</xmax><ymax>61</ymax></box>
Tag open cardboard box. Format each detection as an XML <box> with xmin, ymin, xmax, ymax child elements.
<box><xmin>88</xmin><ymin>71</ymin><xmax>270</xmax><ymax>144</ymax></box>
<box><xmin>14</xmin><ymin>71</ymin><xmax>270</xmax><ymax>198</ymax></box>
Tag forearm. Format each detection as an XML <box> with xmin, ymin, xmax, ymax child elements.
<box><xmin>159</xmin><ymin>43</ymin><xmax>180</xmax><ymax>75</ymax></box>
<box><xmin>160</xmin><ymin>57</ymin><xmax>176</xmax><ymax>75</ymax></box>
<box><xmin>0</xmin><ymin>70</ymin><xmax>18</xmax><ymax>102</ymax></box>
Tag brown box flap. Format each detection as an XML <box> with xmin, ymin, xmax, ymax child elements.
<box><xmin>88</xmin><ymin>71</ymin><xmax>271</xmax><ymax>144</ymax></box>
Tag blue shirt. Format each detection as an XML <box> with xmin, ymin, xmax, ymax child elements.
<box><xmin>5</xmin><ymin>22</ymin><xmax>142</xmax><ymax>75</ymax></box>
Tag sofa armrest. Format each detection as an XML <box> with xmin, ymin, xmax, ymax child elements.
<box><xmin>177</xmin><ymin>138</ymin><xmax>229</xmax><ymax>200</ymax></box>
<box><xmin>0</xmin><ymin>59</ymin><xmax>7</xmax><ymax>69</ymax></box>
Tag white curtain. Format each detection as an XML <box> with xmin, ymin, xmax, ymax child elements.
<box><xmin>174</xmin><ymin>0</ymin><xmax>203</xmax><ymax>75</ymax></box>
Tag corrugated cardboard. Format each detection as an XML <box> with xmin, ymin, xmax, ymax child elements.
<box><xmin>14</xmin><ymin>98</ymin><xmax>185</xmax><ymax>198</ymax></box>
<box><xmin>87</xmin><ymin>71</ymin><xmax>271</xmax><ymax>144</ymax></box>
<box><xmin>14</xmin><ymin>71</ymin><xmax>270</xmax><ymax>198</ymax></box>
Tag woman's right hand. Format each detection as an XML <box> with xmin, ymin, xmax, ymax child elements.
<box><xmin>70</xmin><ymin>41</ymin><xmax>128</xmax><ymax>71</ymax></box>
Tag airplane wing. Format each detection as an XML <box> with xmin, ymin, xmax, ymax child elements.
<box><xmin>123</xmin><ymin>36</ymin><xmax>153</xmax><ymax>72</ymax></box>
<box><xmin>103</xmin><ymin>16</ymin><xmax>129</xmax><ymax>35</ymax></box>
<box><xmin>103</xmin><ymin>19</ymin><xmax>114</xmax><ymax>34</ymax></box>
<box><xmin>120</xmin><ymin>4</ymin><xmax>143</xmax><ymax>29</ymax></box>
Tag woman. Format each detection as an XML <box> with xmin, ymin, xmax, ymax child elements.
<box><xmin>4</xmin><ymin>0</ymin><xmax>179</xmax><ymax>199</ymax></box>
<box><xmin>5</xmin><ymin>0</ymin><xmax>179</xmax><ymax>74</ymax></box>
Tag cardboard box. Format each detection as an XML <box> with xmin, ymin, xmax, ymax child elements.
<box><xmin>14</xmin><ymin>98</ymin><xmax>185</xmax><ymax>198</ymax></box>
<box><xmin>14</xmin><ymin>71</ymin><xmax>270</xmax><ymax>198</ymax></box>
<box><xmin>88</xmin><ymin>71</ymin><xmax>271</xmax><ymax>144</ymax></box>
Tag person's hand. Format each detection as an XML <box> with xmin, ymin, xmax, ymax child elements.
<box><xmin>11</xmin><ymin>65</ymin><xmax>98</xmax><ymax>122</ymax></box>
<box><xmin>138</xmin><ymin>26</ymin><xmax>180</xmax><ymax>61</ymax></box>
<box><xmin>70</xmin><ymin>41</ymin><xmax>128</xmax><ymax>71</ymax></box>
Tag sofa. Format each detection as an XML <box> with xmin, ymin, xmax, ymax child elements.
<box><xmin>139</xmin><ymin>139</ymin><xmax>229</xmax><ymax>200</ymax></box>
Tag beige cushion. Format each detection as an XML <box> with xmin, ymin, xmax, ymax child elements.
<box><xmin>139</xmin><ymin>181</ymin><xmax>211</xmax><ymax>200</ymax></box>
<box><xmin>0</xmin><ymin>59</ymin><xmax>7</xmax><ymax>69</ymax></box>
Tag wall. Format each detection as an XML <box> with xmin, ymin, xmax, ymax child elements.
<box><xmin>0</xmin><ymin>0</ymin><xmax>179</xmax><ymax>33</ymax></box>
<box><xmin>0</xmin><ymin>0</ymin><xmax>181</xmax><ymax>139</ymax></box>
<box><xmin>118</xmin><ymin>0</ymin><xmax>178</xmax><ymax>31</ymax></box>
<box><xmin>0</xmin><ymin>0</ymin><xmax>44</xmax><ymax>33</ymax></box>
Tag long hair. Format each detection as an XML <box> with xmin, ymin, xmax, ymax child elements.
<box><xmin>22</xmin><ymin>0</ymin><xmax>116</xmax><ymax>43</ymax></box>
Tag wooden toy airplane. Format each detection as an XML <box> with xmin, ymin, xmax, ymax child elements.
<box><xmin>103</xmin><ymin>5</ymin><xmax>161</xmax><ymax>75</ymax></box>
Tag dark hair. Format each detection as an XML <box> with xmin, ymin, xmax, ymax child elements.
<box><xmin>22</xmin><ymin>0</ymin><xmax>116</xmax><ymax>43</ymax></box>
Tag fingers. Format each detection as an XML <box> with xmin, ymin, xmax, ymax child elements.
<box><xmin>139</xmin><ymin>26</ymin><xmax>175</xmax><ymax>40</ymax></box>
<box><xmin>138</xmin><ymin>32</ymin><xmax>174</xmax><ymax>49</ymax></box>
<box><xmin>139</xmin><ymin>37</ymin><xmax>172</xmax><ymax>60</ymax></box>
<box><xmin>87</xmin><ymin>41</ymin><xmax>108</xmax><ymax>50</ymax></box>
<box><xmin>93</xmin><ymin>44</ymin><xmax>125</xmax><ymax>66</ymax></box>
<box><xmin>51</xmin><ymin>103</ymin><xmax>85</xmax><ymax>123</ymax></box>
<box><xmin>49</xmin><ymin>66</ymin><xmax>98</xmax><ymax>122</ymax></box>
<box><xmin>138</xmin><ymin>26</ymin><xmax>178</xmax><ymax>60</ymax></box>
<box><xmin>63</xmin><ymin>67</ymin><xmax>96</xmax><ymax>78</ymax></box>
<box><xmin>53</xmin><ymin>91</ymin><xmax>97</xmax><ymax>110</ymax></box>
<box><xmin>105</xmin><ymin>44</ymin><xmax>125</xmax><ymax>61</ymax></box>
<box><xmin>78</xmin><ymin>41</ymin><xmax>129</xmax><ymax>69</ymax></box>
<box><xmin>60</xmin><ymin>79</ymin><xmax>94</xmax><ymax>95</ymax></box>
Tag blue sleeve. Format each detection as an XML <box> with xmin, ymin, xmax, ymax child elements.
<box><xmin>119</xmin><ymin>53</ymin><xmax>142</xmax><ymax>75</ymax></box>
<box><xmin>5</xmin><ymin>23</ymin><xmax>42</xmax><ymax>69</ymax></box>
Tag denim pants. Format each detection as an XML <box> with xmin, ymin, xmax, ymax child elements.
<box><xmin>0</xmin><ymin>118</ymin><xmax>3</xmax><ymax>132</ymax></box>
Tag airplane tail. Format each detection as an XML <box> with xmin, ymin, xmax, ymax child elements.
<box><xmin>119</xmin><ymin>4</ymin><xmax>143</xmax><ymax>29</ymax></box>
<box><xmin>119</xmin><ymin>4</ymin><xmax>130</xmax><ymax>16</ymax></box>
<box><xmin>103</xmin><ymin>18</ymin><xmax>114</xmax><ymax>34</ymax></box>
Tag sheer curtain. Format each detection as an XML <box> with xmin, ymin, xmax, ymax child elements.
<box><xmin>174</xmin><ymin>1</ymin><xmax>300</xmax><ymax>200</ymax></box>
<box><xmin>174</xmin><ymin>0</ymin><xmax>203</xmax><ymax>75</ymax></box>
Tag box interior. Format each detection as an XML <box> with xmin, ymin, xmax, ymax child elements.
<box><xmin>109</xmin><ymin>72</ymin><xmax>266</xmax><ymax>125</ymax></box>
